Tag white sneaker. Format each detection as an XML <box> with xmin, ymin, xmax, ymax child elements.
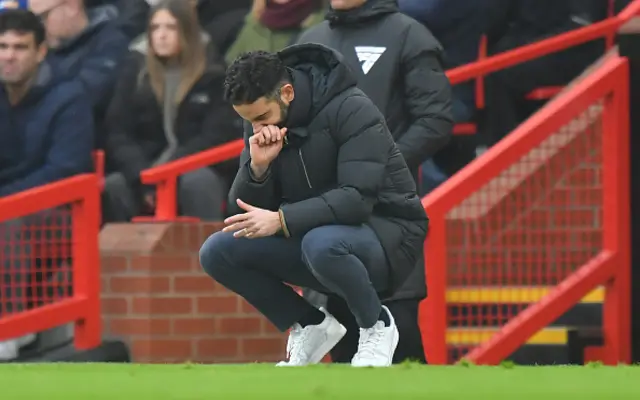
<box><xmin>0</xmin><ymin>333</ymin><xmax>35</xmax><ymax>361</ymax></box>
<box><xmin>276</xmin><ymin>308</ymin><xmax>346</xmax><ymax>367</ymax></box>
<box><xmin>351</xmin><ymin>305</ymin><xmax>399</xmax><ymax>367</ymax></box>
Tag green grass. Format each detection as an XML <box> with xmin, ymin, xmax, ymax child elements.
<box><xmin>0</xmin><ymin>363</ymin><xmax>639</xmax><ymax>399</ymax></box>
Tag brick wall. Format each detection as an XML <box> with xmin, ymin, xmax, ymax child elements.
<box><xmin>446</xmin><ymin>111</ymin><xmax>604</xmax><ymax>285</ymax></box>
<box><xmin>99</xmin><ymin>222</ymin><xmax>286</xmax><ymax>363</ymax></box>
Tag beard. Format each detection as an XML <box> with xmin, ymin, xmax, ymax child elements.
<box><xmin>276</xmin><ymin>95</ymin><xmax>290</xmax><ymax>127</ymax></box>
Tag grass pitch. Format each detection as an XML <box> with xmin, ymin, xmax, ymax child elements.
<box><xmin>0</xmin><ymin>363</ymin><xmax>638</xmax><ymax>399</ymax></box>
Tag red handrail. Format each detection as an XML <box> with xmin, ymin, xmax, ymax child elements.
<box><xmin>139</xmin><ymin>139</ymin><xmax>244</xmax><ymax>221</ymax></box>
<box><xmin>0</xmin><ymin>174</ymin><xmax>102</xmax><ymax>350</ymax></box>
<box><xmin>446</xmin><ymin>0</ymin><xmax>640</xmax><ymax>85</ymax></box>
<box><xmin>422</xmin><ymin>57</ymin><xmax>628</xmax><ymax>364</ymax></box>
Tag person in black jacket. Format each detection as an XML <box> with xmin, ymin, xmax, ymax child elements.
<box><xmin>296</xmin><ymin>0</ymin><xmax>453</xmax><ymax>364</ymax></box>
<box><xmin>103</xmin><ymin>0</ymin><xmax>242</xmax><ymax>222</ymax></box>
<box><xmin>198</xmin><ymin>44</ymin><xmax>428</xmax><ymax>367</ymax></box>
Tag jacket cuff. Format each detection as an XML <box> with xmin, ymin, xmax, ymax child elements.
<box><xmin>278</xmin><ymin>209</ymin><xmax>290</xmax><ymax>238</ymax></box>
<box><xmin>247</xmin><ymin>161</ymin><xmax>271</xmax><ymax>183</ymax></box>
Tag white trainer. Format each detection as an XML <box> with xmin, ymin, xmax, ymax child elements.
<box><xmin>351</xmin><ymin>305</ymin><xmax>399</xmax><ymax>367</ymax></box>
<box><xmin>276</xmin><ymin>308</ymin><xmax>346</xmax><ymax>367</ymax></box>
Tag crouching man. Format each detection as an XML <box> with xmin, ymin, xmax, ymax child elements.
<box><xmin>198</xmin><ymin>44</ymin><xmax>428</xmax><ymax>367</ymax></box>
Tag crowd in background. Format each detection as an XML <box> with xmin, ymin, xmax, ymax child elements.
<box><xmin>0</xmin><ymin>0</ymin><xmax>625</xmax><ymax>361</ymax></box>
<box><xmin>0</xmin><ymin>0</ymin><xmax>618</xmax><ymax>220</ymax></box>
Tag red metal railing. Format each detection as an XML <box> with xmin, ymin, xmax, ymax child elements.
<box><xmin>0</xmin><ymin>174</ymin><xmax>102</xmax><ymax>351</ymax></box>
<box><xmin>420</xmin><ymin>55</ymin><xmax>630</xmax><ymax>365</ymax></box>
<box><xmin>138</xmin><ymin>139</ymin><xmax>244</xmax><ymax>221</ymax></box>
<box><xmin>447</xmin><ymin>1</ymin><xmax>640</xmax><ymax>86</ymax></box>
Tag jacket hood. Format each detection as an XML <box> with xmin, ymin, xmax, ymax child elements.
<box><xmin>278</xmin><ymin>43</ymin><xmax>356</xmax><ymax>118</ymax></box>
<box><xmin>326</xmin><ymin>0</ymin><xmax>398</xmax><ymax>27</ymax></box>
<box><xmin>55</xmin><ymin>5</ymin><xmax>117</xmax><ymax>51</ymax></box>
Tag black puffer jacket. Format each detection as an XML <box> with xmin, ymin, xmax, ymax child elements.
<box><xmin>228</xmin><ymin>43</ymin><xmax>428</xmax><ymax>297</ymax></box>
<box><xmin>297</xmin><ymin>0</ymin><xmax>452</xmax><ymax>300</ymax></box>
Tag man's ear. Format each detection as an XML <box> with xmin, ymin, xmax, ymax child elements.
<box><xmin>36</xmin><ymin>43</ymin><xmax>47</xmax><ymax>63</ymax></box>
<box><xmin>280</xmin><ymin>83</ymin><xmax>295</xmax><ymax>104</ymax></box>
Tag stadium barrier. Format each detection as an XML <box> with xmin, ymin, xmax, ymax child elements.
<box><xmin>421</xmin><ymin>55</ymin><xmax>630</xmax><ymax>365</ymax></box>
<box><xmin>0</xmin><ymin>174</ymin><xmax>102</xmax><ymax>351</ymax></box>
<box><xmin>139</xmin><ymin>140</ymin><xmax>244</xmax><ymax>222</ymax></box>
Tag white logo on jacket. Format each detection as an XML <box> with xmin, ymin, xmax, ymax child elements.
<box><xmin>355</xmin><ymin>46</ymin><xmax>386</xmax><ymax>75</ymax></box>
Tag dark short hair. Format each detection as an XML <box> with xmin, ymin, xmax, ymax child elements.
<box><xmin>223</xmin><ymin>50</ymin><xmax>291</xmax><ymax>105</ymax></box>
<box><xmin>0</xmin><ymin>9</ymin><xmax>45</xmax><ymax>45</ymax></box>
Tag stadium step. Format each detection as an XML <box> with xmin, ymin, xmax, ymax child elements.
<box><xmin>445</xmin><ymin>286</ymin><xmax>603</xmax><ymax>365</ymax></box>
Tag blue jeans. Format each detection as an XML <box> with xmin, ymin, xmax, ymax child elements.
<box><xmin>199</xmin><ymin>225</ymin><xmax>389</xmax><ymax>331</ymax></box>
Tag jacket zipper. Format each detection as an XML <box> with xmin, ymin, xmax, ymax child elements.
<box><xmin>298</xmin><ymin>148</ymin><xmax>313</xmax><ymax>188</ymax></box>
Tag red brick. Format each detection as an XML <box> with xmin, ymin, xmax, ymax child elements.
<box><xmin>101</xmin><ymin>277</ymin><xmax>109</xmax><ymax>292</ymax></box>
<box><xmin>170</xmin><ymin>224</ymin><xmax>207</xmax><ymax>252</ymax></box>
<box><xmin>239</xmin><ymin>298</ymin><xmax>257</xmax><ymax>313</ymax></box>
<box><xmin>130</xmin><ymin>255</ymin><xmax>193</xmax><ymax>272</ymax></box>
<box><xmin>173</xmin><ymin>275</ymin><xmax>217</xmax><ymax>293</ymax></box>
<box><xmin>109</xmin><ymin>318</ymin><xmax>171</xmax><ymax>336</ymax></box>
<box><xmin>261</xmin><ymin>319</ymin><xmax>281</xmax><ymax>334</ymax></box>
<box><xmin>132</xmin><ymin>297</ymin><xmax>192</xmax><ymax>315</ymax></box>
<box><xmin>217</xmin><ymin>316</ymin><xmax>261</xmax><ymax>335</ymax></box>
<box><xmin>131</xmin><ymin>339</ymin><xmax>193</xmax><ymax>359</ymax></box>
<box><xmin>101</xmin><ymin>297</ymin><xmax>128</xmax><ymax>315</ymax></box>
<box><xmin>101</xmin><ymin>255</ymin><xmax>128</xmax><ymax>273</ymax></box>
<box><xmin>564</xmin><ymin>167</ymin><xmax>600</xmax><ymax>187</ymax></box>
<box><xmin>242</xmin><ymin>338</ymin><xmax>285</xmax><ymax>357</ymax></box>
<box><xmin>196</xmin><ymin>338</ymin><xmax>239</xmax><ymax>358</ymax></box>
<box><xmin>173</xmin><ymin>317</ymin><xmax>216</xmax><ymax>335</ymax></box>
<box><xmin>110</xmin><ymin>276</ymin><xmax>171</xmax><ymax>294</ymax></box>
<box><xmin>551</xmin><ymin>209</ymin><xmax>597</xmax><ymax>228</ymax></box>
<box><xmin>196</xmin><ymin>295</ymin><xmax>238</xmax><ymax>314</ymax></box>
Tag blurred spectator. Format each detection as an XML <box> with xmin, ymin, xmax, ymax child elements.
<box><xmin>225</xmin><ymin>0</ymin><xmax>325</xmax><ymax>65</ymax></box>
<box><xmin>103</xmin><ymin>0</ymin><xmax>242</xmax><ymax>223</ymax></box>
<box><xmin>398</xmin><ymin>0</ymin><xmax>488</xmax><ymax>193</ymax></box>
<box><xmin>108</xmin><ymin>0</ymin><xmax>153</xmax><ymax>42</ymax></box>
<box><xmin>481</xmin><ymin>0</ymin><xmax>609</xmax><ymax>147</ymax></box>
<box><xmin>297</xmin><ymin>0</ymin><xmax>453</xmax><ymax>364</ymax></box>
<box><xmin>399</xmin><ymin>0</ymin><xmax>486</xmax><ymax>123</ymax></box>
<box><xmin>0</xmin><ymin>8</ymin><xmax>93</xmax><ymax>360</ymax></box>
<box><xmin>124</xmin><ymin>0</ymin><xmax>251</xmax><ymax>53</ymax></box>
<box><xmin>29</xmin><ymin>0</ymin><xmax>129</xmax><ymax>147</ymax></box>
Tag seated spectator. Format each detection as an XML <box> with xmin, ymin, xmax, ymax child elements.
<box><xmin>481</xmin><ymin>0</ymin><xmax>608</xmax><ymax>147</ymax></box>
<box><xmin>103</xmin><ymin>0</ymin><xmax>242</xmax><ymax>223</ymax></box>
<box><xmin>29</xmin><ymin>0</ymin><xmax>129</xmax><ymax>146</ymax></box>
<box><xmin>126</xmin><ymin>0</ymin><xmax>251</xmax><ymax>52</ymax></box>
<box><xmin>0</xmin><ymin>7</ymin><xmax>93</xmax><ymax>360</ymax></box>
<box><xmin>225</xmin><ymin>0</ymin><xmax>325</xmax><ymax>65</ymax></box>
<box><xmin>97</xmin><ymin>0</ymin><xmax>153</xmax><ymax>42</ymax></box>
<box><xmin>399</xmin><ymin>0</ymin><xmax>486</xmax><ymax>123</ymax></box>
<box><xmin>398</xmin><ymin>0</ymin><xmax>488</xmax><ymax>194</ymax></box>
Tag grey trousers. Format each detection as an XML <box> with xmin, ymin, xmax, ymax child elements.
<box><xmin>199</xmin><ymin>224</ymin><xmax>389</xmax><ymax>331</ymax></box>
<box><xmin>103</xmin><ymin>167</ymin><xmax>227</xmax><ymax>222</ymax></box>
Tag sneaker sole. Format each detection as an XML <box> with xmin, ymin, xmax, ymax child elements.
<box><xmin>308</xmin><ymin>320</ymin><xmax>347</xmax><ymax>365</ymax></box>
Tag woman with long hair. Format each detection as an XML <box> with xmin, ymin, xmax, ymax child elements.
<box><xmin>103</xmin><ymin>0</ymin><xmax>241</xmax><ymax>223</ymax></box>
